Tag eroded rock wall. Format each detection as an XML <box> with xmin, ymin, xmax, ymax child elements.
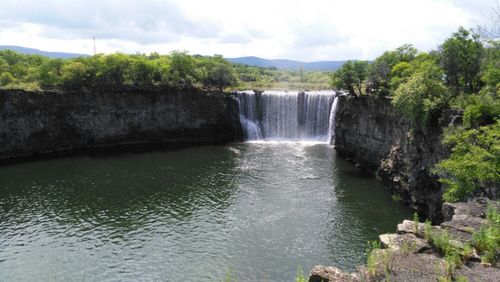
<box><xmin>0</xmin><ymin>89</ymin><xmax>243</xmax><ymax>159</ymax></box>
<box><xmin>334</xmin><ymin>95</ymin><xmax>457</xmax><ymax>222</ymax></box>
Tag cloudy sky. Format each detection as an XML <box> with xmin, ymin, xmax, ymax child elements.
<box><xmin>0</xmin><ymin>0</ymin><xmax>496</xmax><ymax>61</ymax></box>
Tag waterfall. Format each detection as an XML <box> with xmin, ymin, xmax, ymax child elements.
<box><xmin>236</xmin><ymin>91</ymin><xmax>262</xmax><ymax>140</ymax></box>
<box><xmin>328</xmin><ymin>96</ymin><xmax>339</xmax><ymax>144</ymax></box>
<box><xmin>236</xmin><ymin>90</ymin><xmax>339</xmax><ymax>143</ymax></box>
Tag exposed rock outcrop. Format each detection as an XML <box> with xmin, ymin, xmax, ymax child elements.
<box><xmin>310</xmin><ymin>199</ymin><xmax>500</xmax><ymax>282</ymax></box>
<box><xmin>0</xmin><ymin>88</ymin><xmax>243</xmax><ymax>159</ymax></box>
<box><xmin>334</xmin><ymin>95</ymin><xmax>461</xmax><ymax>222</ymax></box>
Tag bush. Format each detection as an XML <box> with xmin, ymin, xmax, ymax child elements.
<box><xmin>200</xmin><ymin>55</ymin><xmax>238</xmax><ymax>91</ymax></box>
<box><xmin>331</xmin><ymin>60</ymin><xmax>368</xmax><ymax>96</ymax></box>
<box><xmin>0</xmin><ymin>71</ymin><xmax>15</xmax><ymax>86</ymax></box>
<box><xmin>367</xmin><ymin>44</ymin><xmax>418</xmax><ymax>97</ymax></box>
<box><xmin>163</xmin><ymin>51</ymin><xmax>197</xmax><ymax>88</ymax></box>
<box><xmin>392</xmin><ymin>65</ymin><xmax>448</xmax><ymax>128</ymax></box>
<box><xmin>434</xmin><ymin>121</ymin><xmax>500</xmax><ymax>202</ymax></box>
<box><xmin>462</xmin><ymin>93</ymin><xmax>500</xmax><ymax>128</ymax></box>
<box><xmin>473</xmin><ymin>205</ymin><xmax>500</xmax><ymax>263</ymax></box>
<box><xmin>61</xmin><ymin>61</ymin><xmax>90</xmax><ymax>90</ymax></box>
<box><xmin>473</xmin><ymin>226</ymin><xmax>499</xmax><ymax>263</ymax></box>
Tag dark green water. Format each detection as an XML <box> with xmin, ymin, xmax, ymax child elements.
<box><xmin>0</xmin><ymin>142</ymin><xmax>412</xmax><ymax>281</ymax></box>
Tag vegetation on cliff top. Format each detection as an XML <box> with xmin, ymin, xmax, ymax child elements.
<box><xmin>333</xmin><ymin>27</ymin><xmax>499</xmax><ymax>202</ymax></box>
<box><xmin>0</xmin><ymin>50</ymin><xmax>331</xmax><ymax>92</ymax></box>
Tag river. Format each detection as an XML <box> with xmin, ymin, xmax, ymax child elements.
<box><xmin>0</xmin><ymin>142</ymin><xmax>411</xmax><ymax>281</ymax></box>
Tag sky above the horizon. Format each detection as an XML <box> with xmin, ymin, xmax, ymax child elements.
<box><xmin>0</xmin><ymin>0</ymin><xmax>497</xmax><ymax>61</ymax></box>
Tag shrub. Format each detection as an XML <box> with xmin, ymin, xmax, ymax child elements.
<box><xmin>473</xmin><ymin>205</ymin><xmax>500</xmax><ymax>263</ymax></box>
<box><xmin>0</xmin><ymin>71</ymin><xmax>15</xmax><ymax>86</ymax></box>
<box><xmin>434</xmin><ymin>121</ymin><xmax>500</xmax><ymax>202</ymax></box>
<box><xmin>392</xmin><ymin>66</ymin><xmax>448</xmax><ymax>128</ymax></box>
<box><xmin>462</xmin><ymin>93</ymin><xmax>500</xmax><ymax>128</ymax></box>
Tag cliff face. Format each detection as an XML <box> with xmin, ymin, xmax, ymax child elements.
<box><xmin>334</xmin><ymin>95</ymin><xmax>458</xmax><ymax>222</ymax></box>
<box><xmin>0</xmin><ymin>89</ymin><xmax>243</xmax><ymax>159</ymax></box>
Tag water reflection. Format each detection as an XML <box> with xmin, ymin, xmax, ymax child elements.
<box><xmin>0</xmin><ymin>144</ymin><xmax>411</xmax><ymax>281</ymax></box>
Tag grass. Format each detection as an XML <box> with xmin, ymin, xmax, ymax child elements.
<box><xmin>424</xmin><ymin>220</ymin><xmax>432</xmax><ymax>241</ymax></box>
<box><xmin>472</xmin><ymin>203</ymin><xmax>500</xmax><ymax>264</ymax></box>
<box><xmin>295</xmin><ymin>267</ymin><xmax>308</xmax><ymax>282</ymax></box>
<box><xmin>366</xmin><ymin>240</ymin><xmax>381</xmax><ymax>276</ymax></box>
<box><xmin>400</xmin><ymin>239</ymin><xmax>417</xmax><ymax>256</ymax></box>
<box><xmin>473</xmin><ymin>225</ymin><xmax>499</xmax><ymax>263</ymax></box>
<box><xmin>413</xmin><ymin>212</ymin><xmax>420</xmax><ymax>234</ymax></box>
<box><xmin>365</xmin><ymin>240</ymin><xmax>394</xmax><ymax>279</ymax></box>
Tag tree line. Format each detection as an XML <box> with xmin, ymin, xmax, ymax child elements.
<box><xmin>0</xmin><ymin>51</ymin><xmax>239</xmax><ymax>92</ymax></box>
<box><xmin>0</xmin><ymin>50</ymin><xmax>331</xmax><ymax>92</ymax></box>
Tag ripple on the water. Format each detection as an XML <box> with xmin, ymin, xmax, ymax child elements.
<box><xmin>0</xmin><ymin>143</ymin><xmax>412</xmax><ymax>281</ymax></box>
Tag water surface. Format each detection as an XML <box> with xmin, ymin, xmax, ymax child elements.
<box><xmin>0</xmin><ymin>143</ymin><xmax>411</xmax><ymax>281</ymax></box>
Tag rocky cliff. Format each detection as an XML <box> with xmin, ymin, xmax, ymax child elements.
<box><xmin>0</xmin><ymin>88</ymin><xmax>242</xmax><ymax>159</ymax></box>
<box><xmin>334</xmin><ymin>95</ymin><xmax>461</xmax><ymax>222</ymax></box>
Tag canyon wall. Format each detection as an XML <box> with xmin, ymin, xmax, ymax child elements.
<box><xmin>0</xmin><ymin>89</ymin><xmax>242</xmax><ymax>159</ymax></box>
<box><xmin>334</xmin><ymin>95</ymin><xmax>460</xmax><ymax>222</ymax></box>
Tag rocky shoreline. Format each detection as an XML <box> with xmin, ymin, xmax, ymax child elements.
<box><xmin>310</xmin><ymin>199</ymin><xmax>500</xmax><ymax>282</ymax></box>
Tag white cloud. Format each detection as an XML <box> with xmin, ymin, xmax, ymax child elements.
<box><xmin>0</xmin><ymin>0</ymin><xmax>495</xmax><ymax>60</ymax></box>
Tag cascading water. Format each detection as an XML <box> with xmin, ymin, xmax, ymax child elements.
<box><xmin>236</xmin><ymin>90</ymin><xmax>338</xmax><ymax>143</ymax></box>
<box><xmin>328</xmin><ymin>96</ymin><xmax>339</xmax><ymax>144</ymax></box>
<box><xmin>260</xmin><ymin>91</ymin><xmax>300</xmax><ymax>140</ymax></box>
<box><xmin>236</xmin><ymin>91</ymin><xmax>262</xmax><ymax>140</ymax></box>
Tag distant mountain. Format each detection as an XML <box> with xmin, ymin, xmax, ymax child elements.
<box><xmin>0</xmin><ymin>45</ymin><xmax>88</xmax><ymax>59</ymax></box>
<box><xmin>226</xmin><ymin>56</ymin><xmax>346</xmax><ymax>71</ymax></box>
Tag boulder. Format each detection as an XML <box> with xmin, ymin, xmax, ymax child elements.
<box><xmin>379</xmin><ymin>233</ymin><xmax>431</xmax><ymax>254</ymax></box>
<box><xmin>396</xmin><ymin>219</ymin><xmax>426</xmax><ymax>236</ymax></box>
<box><xmin>309</xmin><ymin>265</ymin><xmax>357</xmax><ymax>282</ymax></box>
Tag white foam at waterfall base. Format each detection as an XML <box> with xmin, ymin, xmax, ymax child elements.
<box><xmin>236</xmin><ymin>90</ymin><xmax>338</xmax><ymax>144</ymax></box>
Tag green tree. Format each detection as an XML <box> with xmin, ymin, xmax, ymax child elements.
<box><xmin>0</xmin><ymin>50</ymin><xmax>25</xmax><ymax>65</ymax></box>
<box><xmin>164</xmin><ymin>51</ymin><xmax>197</xmax><ymax>88</ymax></box>
<box><xmin>439</xmin><ymin>27</ymin><xmax>484</xmax><ymax>95</ymax></box>
<box><xmin>126</xmin><ymin>56</ymin><xmax>159</xmax><ymax>87</ymax></box>
<box><xmin>38</xmin><ymin>59</ymin><xmax>64</xmax><ymax>87</ymax></box>
<box><xmin>390</xmin><ymin>53</ymin><xmax>440</xmax><ymax>92</ymax></box>
<box><xmin>462</xmin><ymin>93</ymin><xmax>500</xmax><ymax>128</ymax></box>
<box><xmin>0</xmin><ymin>72</ymin><xmax>15</xmax><ymax>86</ymax></box>
<box><xmin>367</xmin><ymin>44</ymin><xmax>418</xmax><ymax>96</ymax></box>
<box><xmin>200</xmin><ymin>56</ymin><xmax>238</xmax><ymax>91</ymax></box>
<box><xmin>392</xmin><ymin>60</ymin><xmax>448</xmax><ymax>127</ymax></box>
<box><xmin>94</xmin><ymin>53</ymin><xmax>131</xmax><ymax>88</ymax></box>
<box><xmin>434</xmin><ymin>121</ymin><xmax>500</xmax><ymax>202</ymax></box>
<box><xmin>332</xmin><ymin>60</ymin><xmax>368</xmax><ymax>96</ymax></box>
<box><xmin>0</xmin><ymin>57</ymin><xmax>8</xmax><ymax>73</ymax></box>
<box><xmin>61</xmin><ymin>61</ymin><xmax>89</xmax><ymax>90</ymax></box>
<box><xmin>481</xmin><ymin>40</ymin><xmax>500</xmax><ymax>95</ymax></box>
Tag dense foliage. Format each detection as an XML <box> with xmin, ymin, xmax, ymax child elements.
<box><xmin>0</xmin><ymin>50</ymin><xmax>332</xmax><ymax>92</ymax></box>
<box><xmin>392</xmin><ymin>56</ymin><xmax>448</xmax><ymax>127</ymax></box>
<box><xmin>331</xmin><ymin>60</ymin><xmax>368</xmax><ymax>96</ymax></box>
<box><xmin>434</xmin><ymin>122</ymin><xmax>499</xmax><ymax>202</ymax></box>
<box><xmin>332</xmin><ymin>26</ymin><xmax>500</xmax><ymax>202</ymax></box>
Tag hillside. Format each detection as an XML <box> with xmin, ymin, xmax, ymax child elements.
<box><xmin>0</xmin><ymin>45</ymin><xmax>88</xmax><ymax>59</ymax></box>
<box><xmin>226</xmin><ymin>56</ymin><xmax>346</xmax><ymax>71</ymax></box>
